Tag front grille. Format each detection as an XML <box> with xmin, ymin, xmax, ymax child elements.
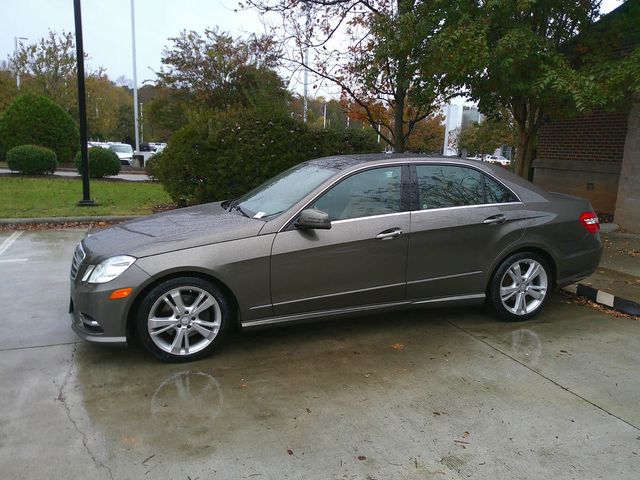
<box><xmin>70</xmin><ymin>243</ymin><xmax>86</xmax><ymax>280</ymax></box>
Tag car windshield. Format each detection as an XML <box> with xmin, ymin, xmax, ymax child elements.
<box><xmin>233</xmin><ymin>163</ymin><xmax>337</xmax><ymax>219</ymax></box>
<box><xmin>110</xmin><ymin>144</ymin><xmax>133</xmax><ymax>153</ymax></box>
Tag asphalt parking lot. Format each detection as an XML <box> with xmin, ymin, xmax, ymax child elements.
<box><xmin>0</xmin><ymin>230</ymin><xmax>638</xmax><ymax>479</ymax></box>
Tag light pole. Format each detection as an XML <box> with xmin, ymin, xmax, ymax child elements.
<box><xmin>130</xmin><ymin>0</ymin><xmax>140</xmax><ymax>153</ymax></box>
<box><xmin>73</xmin><ymin>0</ymin><xmax>95</xmax><ymax>206</ymax></box>
<box><xmin>323</xmin><ymin>102</ymin><xmax>327</xmax><ymax>129</ymax></box>
<box><xmin>302</xmin><ymin>7</ymin><xmax>311</xmax><ymax>123</ymax></box>
<box><xmin>13</xmin><ymin>36</ymin><xmax>28</xmax><ymax>88</ymax></box>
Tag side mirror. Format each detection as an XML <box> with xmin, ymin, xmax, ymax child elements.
<box><xmin>295</xmin><ymin>208</ymin><xmax>331</xmax><ymax>230</ymax></box>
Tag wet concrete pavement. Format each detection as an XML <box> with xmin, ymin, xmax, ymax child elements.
<box><xmin>1</xmin><ymin>230</ymin><xmax>639</xmax><ymax>479</ymax></box>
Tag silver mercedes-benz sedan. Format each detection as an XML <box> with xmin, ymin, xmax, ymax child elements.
<box><xmin>69</xmin><ymin>154</ymin><xmax>602</xmax><ymax>362</ymax></box>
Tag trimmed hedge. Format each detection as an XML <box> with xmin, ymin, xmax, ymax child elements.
<box><xmin>0</xmin><ymin>92</ymin><xmax>79</xmax><ymax>163</ymax></box>
<box><xmin>6</xmin><ymin>145</ymin><xmax>58</xmax><ymax>175</ymax></box>
<box><xmin>75</xmin><ymin>147</ymin><xmax>121</xmax><ymax>178</ymax></box>
<box><xmin>152</xmin><ymin>109</ymin><xmax>380</xmax><ymax>204</ymax></box>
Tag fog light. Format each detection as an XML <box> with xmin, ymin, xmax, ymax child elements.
<box><xmin>79</xmin><ymin>313</ymin><xmax>103</xmax><ymax>333</ymax></box>
<box><xmin>109</xmin><ymin>288</ymin><xmax>133</xmax><ymax>300</ymax></box>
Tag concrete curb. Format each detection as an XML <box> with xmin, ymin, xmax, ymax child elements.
<box><xmin>600</xmin><ymin>223</ymin><xmax>619</xmax><ymax>233</ymax></box>
<box><xmin>563</xmin><ymin>283</ymin><xmax>640</xmax><ymax>316</ymax></box>
<box><xmin>0</xmin><ymin>216</ymin><xmax>142</xmax><ymax>225</ymax></box>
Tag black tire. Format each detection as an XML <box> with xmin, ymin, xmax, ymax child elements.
<box><xmin>487</xmin><ymin>252</ymin><xmax>553</xmax><ymax>322</ymax></box>
<box><xmin>136</xmin><ymin>276</ymin><xmax>232</xmax><ymax>362</ymax></box>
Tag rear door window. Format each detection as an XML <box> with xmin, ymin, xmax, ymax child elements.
<box><xmin>415</xmin><ymin>165</ymin><xmax>484</xmax><ymax>210</ymax></box>
<box><xmin>415</xmin><ymin>165</ymin><xmax>518</xmax><ymax>210</ymax></box>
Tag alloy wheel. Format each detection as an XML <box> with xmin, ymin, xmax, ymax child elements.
<box><xmin>499</xmin><ymin>259</ymin><xmax>548</xmax><ymax>316</ymax></box>
<box><xmin>147</xmin><ymin>286</ymin><xmax>221</xmax><ymax>356</ymax></box>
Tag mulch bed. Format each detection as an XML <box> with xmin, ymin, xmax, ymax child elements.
<box><xmin>0</xmin><ymin>203</ymin><xmax>180</xmax><ymax>232</ymax></box>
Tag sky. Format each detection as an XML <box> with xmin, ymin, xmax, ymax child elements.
<box><xmin>0</xmin><ymin>0</ymin><xmax>626</xmax><ymax>99</ymax></box>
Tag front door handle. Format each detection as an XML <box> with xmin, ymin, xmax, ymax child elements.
<box><xmin>483</xmin><ymin>214</ymin><xmax>507</xmax><ymax>225</ymax></box>
<box><xmin>376</xmin><ymin>228</ymin><xmax>403</xmax><ymax>240</ymax></box>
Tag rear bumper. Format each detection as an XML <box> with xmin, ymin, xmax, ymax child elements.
<box><xmin>556</xmin><ymin>237</ymin><xmax>603</xmax><ymax>287</ymax></box>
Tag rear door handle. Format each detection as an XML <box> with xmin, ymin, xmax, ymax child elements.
<box><xmin>483</xmin><ymin>214</ymin><xmax>506</xmax><ymax>225</ymax></box>
<box><xmin>376</xmin><ymin>228</ymin><xmax>403</xmax><ymax>240</ymax></box>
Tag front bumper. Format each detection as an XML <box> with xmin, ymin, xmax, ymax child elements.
<box><xmin>69</xmin><ymin>263</ymin><xmax>151</xmax><ymax>344</ymax></box>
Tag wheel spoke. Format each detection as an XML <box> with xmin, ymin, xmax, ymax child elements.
<box><xmin>500</xmin><ymin>285</ymin><xmax>519</xmax><ymax>301</ymax></box>
<box><xmin>189</xmin><ymin>292</ymin><xmax>206</xmax><ymax>312</ymax></box>
<box><xmin>526</xmin><ymin>287</ymin><xmax>544</xmax><ymax>300</ymax></box>
<box><xmin>191</xmin><ymin>295</ymin><xmax>215</xmax><ymax>316</ymax></box>
<box><xmin>170</xmin><ymin>290</ymin><xmax>187</xmax><ymax>314</ymax></box>
<box><xmin>511</xmin><ymin>263</ymin><xmax>523</xmax><ymax>282</ymax></box>
<box><xmin>192</xmin><ymin>323</ymin><xmax>214</xmax><ymax>337</ymax></box>
<box><xmin>524</xmin><ymin>262</ymin><xmax>541</xmax><ymax>282</ymax></box>
<box><xmin>149</xmin><ymin>317</ymin><xmax>176</xmax><ymax>329</ymax></box>
<box><xmin>512</xmin><ymin>292</ymin><xmax>523</xmax><ymax>314</ymax></box>
<box><xmin>149</xmin><ymin>316</ymin><xmax>177</xmax><ymax>336</ymax></box>
<box><xmin>171</xmin><ymin>328</ymin><xmax>186</xmax><ymax>353</ymax></box>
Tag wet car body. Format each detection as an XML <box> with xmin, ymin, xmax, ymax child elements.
<box><xmin>69</xmin><ymin>154</ymin><xmax>602</xmax><ymax>360</ymax></box>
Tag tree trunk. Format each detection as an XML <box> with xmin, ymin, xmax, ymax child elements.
<box><xmin>394</xmin><ymin>86</ymin><xmax>406</xmax><ymax>152</ymax></box>
<box><xmin>515</xmin><ymin>126</ymin><xmax>528</xmax><ymax>177</ymax></box>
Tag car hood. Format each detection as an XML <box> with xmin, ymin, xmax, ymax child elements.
<box><xmin>113</xmin><ymin>151</ymin><xmax>132</xmax><ymax>159</ymax></box>
<box><xmin>82</xmin><ymin>202</ymin><xmax>264</xmax><ymax>259</ymax></box>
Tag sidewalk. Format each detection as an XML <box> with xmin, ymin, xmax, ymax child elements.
<box><xmin>565</xmin><ymin>229</ymin><xmax>640</xmax><ymax>315</ymax></box>
<box><xmin>0</xmin><ymin>167</ymin><xmax>150</xmax><ymax>182</ymax></box>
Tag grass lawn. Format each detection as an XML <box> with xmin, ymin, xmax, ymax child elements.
<box><xmin>0</xmin><ymin>176</ymin><xmax>172</xmax><ymax>218</ymax></box>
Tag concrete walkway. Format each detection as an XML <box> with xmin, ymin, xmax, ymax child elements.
<box><xmin>0</xmin><ymin>167</ymin><xmax>150</xmax><ymax>182</ymax></box>
<box><xmin>579</xmin><ymin>231</ymin><xmax>640</xmax><ymax>305</ymax></box>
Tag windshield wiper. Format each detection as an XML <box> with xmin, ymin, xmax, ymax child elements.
<box><xmin>232</xmin><ymin>204</ymin><xmax>250</xmax><ymax>217</ymax></box>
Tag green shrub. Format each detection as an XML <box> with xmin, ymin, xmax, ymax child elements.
<box><xmin>145</xmin><ymin>153</ymin><xmax>159</xmax><ymax>180</ymax></box>
<box><xmin>75</xmin><ymin>147</ymin><xmax>121</xmax><ymax>178</ymax></box>
<box><xmin>152</xmin><ymin>108</ymin><xmax>380</xmax><ymax>204</ymax></box>
<box><xmin>6</xmin><ymin>145</ymin><xmax>58</xmax><ymax>175</ymax></box>
<box><xmin>0</xmin><ymin>92</ymin><xmax>79</xmax><ymax>163</ymax></box>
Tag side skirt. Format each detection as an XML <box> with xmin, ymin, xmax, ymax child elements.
<box><xmin>241</xmin><ymin>293</ymin><xmax>485</xmax><ymax>329</ymax></box>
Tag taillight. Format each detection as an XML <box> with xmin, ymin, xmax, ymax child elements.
<box><xmin>579</xmin><ymin>211</ymin><xmax>600</xmax><ymax>234</ymax></box>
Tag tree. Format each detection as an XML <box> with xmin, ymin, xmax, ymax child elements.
<box><xmin>406</xmin><ymin>113</ymin><xmax>445</xmax><ymax>153</ymax></box>
<box><xmin>0</xmin><ymin>65</ymin><xmax>17</xmax><ymax>112</ymax></box>
<box><xmin>9</xmin><ymin>30</ymin><xmax>78</xmax><ymax>115</ymax></box>
<box><xmin>0</xmin><ymin>92</ymin><xmax>79</xmax><ymax>162</ymax></box>
<box><xmin>85</xmin><ymin>74</ymin><xmax>134</xmax><ymax>140</ymax></box>
<box><xmin>246</xmin><ymin>0</ymin><xmax>458</xmax><ymax>152</ymax></box>
<box><xmin>7</xmin><ymin>30</ymin><xmax>134</xmax><ymax>141</ymax></box>
<box><xmin>446</xmin><ymin>0</ymin><xmax>640</xmax><ymax>178</ymax></box>
<box><xmin>156</xmin><ymin>28</ymin><xmax>285</xmax><ymax>112</ymax></box>
<box><xmin>457</xmin><ymin>113</ymin><xmax>516</xmax><ymax>156</ymax></box>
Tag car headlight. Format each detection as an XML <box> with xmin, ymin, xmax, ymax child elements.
<box><xmin>82</xmin><ymin>255</ymin><xmax>136</xmax><ymax>284</ymax></box>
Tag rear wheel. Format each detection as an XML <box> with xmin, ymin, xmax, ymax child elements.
<box><xmin>136</xmin><ymin>277</ymin><xmax>232</xmax><ymax>362</ymax></box>
<box><xmin>488</xmin><ymin>252</ymin><xmax>552</xmax><ymax>322</ymax></box>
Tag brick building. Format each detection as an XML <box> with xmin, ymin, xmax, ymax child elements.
<box><xmin>533</xmin><ymin>1</ymin><xmax>639</xmax><ymax>232</ymax></box>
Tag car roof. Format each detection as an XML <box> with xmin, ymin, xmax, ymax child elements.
<box><xmin>304</xmin><ymin>153</ymin><xmax>551</xmax><ymax>203</ymax></box>
<box><xmin>307</xmin><ymin>153</ymin><xmax>489</xmax><ymax>171</ymax></box>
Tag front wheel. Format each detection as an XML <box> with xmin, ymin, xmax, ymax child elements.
<box><xmin>488</xmin><ymin>253</ymin><xmax>552</xmax><ymax>322</ymax></box>
<box><xmin>136</xmin><ymin>277</ymin><xmax>232</xmax><ymax>362</ymax></box>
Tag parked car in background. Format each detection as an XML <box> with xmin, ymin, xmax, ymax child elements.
<box><xmin>485</xmin><ymin>155</ymin><xmax>511</xmax><ymax>166</ymax></box>
<box><xmin>109</xmin><ymin>143</ymin><xmax>134</xmax><ymax>166</ymax></box>
<box><xmin>69</xmin><ymin>154</ymin><xmax>602</xmax><ymax>362</ymax></box>
<box><xmin>466</xmin><ymin>155</ymin><xmax>483</xmax><ymax>161</ymax></box>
